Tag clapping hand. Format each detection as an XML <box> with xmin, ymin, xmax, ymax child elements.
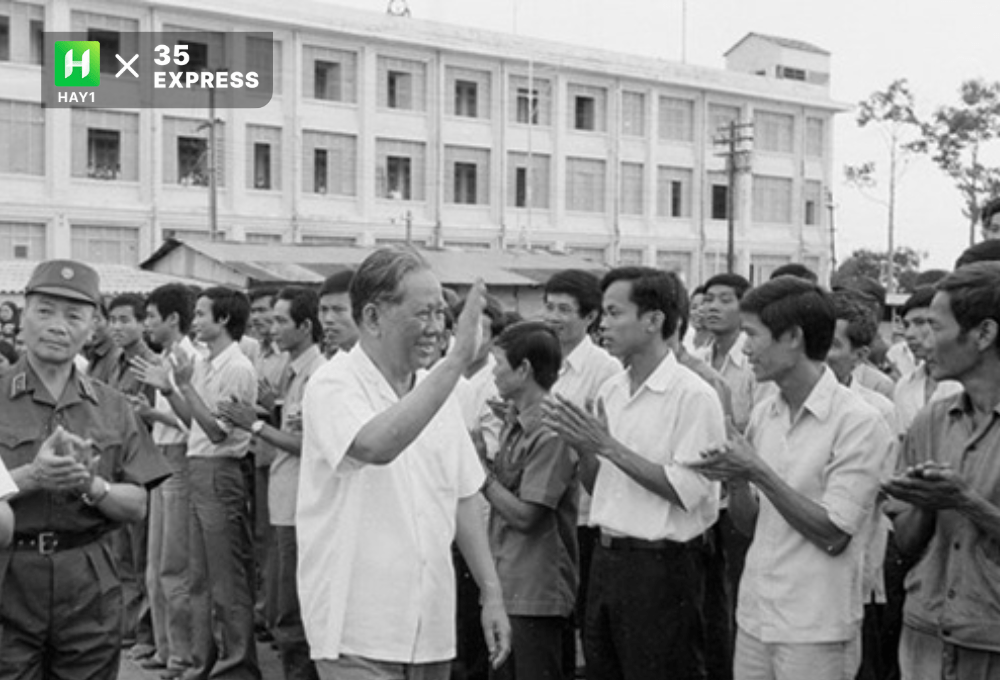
<box><xmin>687</xmin><ymin>420</ymin><xmax>761</xmax><ymax>482</ymax></box>
<box><xmin>32</xmin><ymin>426</ymin><xmax>94</xmax><ymax>492</ymax></box>
<box><xmin>882</xmin><ymin>461</ymin><xmax>971</xmax><ymax>511</ymax></box>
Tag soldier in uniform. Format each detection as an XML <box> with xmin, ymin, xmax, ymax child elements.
<box><xmin>0</xmin><ymin>259</ymin><xmax>170</xmax><ymax>680</ymax></box>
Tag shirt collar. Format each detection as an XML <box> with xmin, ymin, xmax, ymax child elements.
<box><xmin>207</xmin><ymin>341</ymin><xmax>242</xmax><ymax>370</ymax></box>
<box><xmin>769</xmin><ymin>365</ymin><xmax>838</xmax><ymax>422</ymax></box>
<box><xmin>289</xmin><ymin>344</ymin><xmax>322</xmax><ymax>376</ymax></box>
<box><xmin>616</xmin><ymin>349</ymin><xmax>681</xmax><ymax>397</ymax></box>
<box><xmin>563</xmin><ymin>335</ymin><xmax>595</xmax><ymax>374</ymax></box>
<box><xmin>513</xmin><ymin>399</ymin><xmax>546</xmax><ymax>433</ymax></box>
<box><xmin>10</xmin><ymin>357</ymin><xmax>99</xmax><ymax>405</ymax></box>
<box><xmin>708</xmin><ymin>332</ymin><xmax>749</xmax><ymax>369</ymax></box>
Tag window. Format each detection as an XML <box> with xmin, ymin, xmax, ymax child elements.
<box><xmin>447</xmin><ymin>67</ymin><xmax>490</xmax><ymax>119</ymax></box>
<box><xmin>656</xmin><ymin>166</ymin><xmax>692</xmax><ymax>218</ymax></box>
<box><xmin>247</xmin><ymin>232</ymin><xmax>281</xmax><ymax>244</ymax></box>
<box><xmin>0</xmin><ymin>15</ymin><xmax>9</xmax><ymax>61</ymax></box>
<box><xmin>804</xmin><ymin>180</ymin><xmax>823</xmax><ymax>225</ymax></box>
<box><xmin>387</xmin><ymin>157</ymin><xmax>411</xmax><ymax>199</ymax></box>
<box><xmin>87</xmin><ymin>129</ymin><xmax>121</xmax><ymax>180</ymax></box>
<box><xmin>378</xmin><ymin>57</ymin><xmax>426</xmax><ymax>111</ymax></box>
<box><xmin>750</xmin><ymin>255</ymin><xmax>792</xmax><ymax>285</ymax></box>
<box><xmin>619</xmin><ymin>249</ymin><xmax>643</xmax><ymax>266</ymax></box>
<box><xmin>752</xmin><ymin>175</ymin><xmax>793</xmax><ymax>223</ymax></box>
<box><xmin>247</xmin><ymin>36</ymin><xmax>279</xmax><ymax>95</ymax></box>
<box><xmin>0</xmin><ymin>221</ymin><xmax>45</xmax><ymax>260</ymax></box>
<box><xmin>246</xmin><ymin>125</ymin><xmax>282</xmax><ymax>190</ymax></box>
<box><xmin>658</xmin><ymin>97</ymin><xmax>694</xmax><ymax>142</ymax></box>
<box><xmin>619</xmin><ymin>162</ymin><xmax>644</xmax><ymax>215</ymax></box>
<box><xmin>566</xmin><ymin>157</ymin><xmax>605</xmax><ymax>213</ymax></box>
<box><xmin>71</xmin><ymin>225</ymin><xmax>139</xmax><ymax>265</ymax></box>
<box><xmin>510</xmin><ymin>75</ymin><xmax>552</xmax><ymax>126</ymax></box>
<box><xmin>568</xmin><ymin>84</ymin><xmax>606</xmax><ymax>132</ymax></box>
<box><xmin>305</xmin><ymin>47</ymin><xmax>357</xmax><ymax>103</ymax></box>
<box><xmin>621</xmin><ymin>91</ymin><xmax>645</xmax><ymax>137</ymax></box>
<box><xmin>656</xmin><ymin>250</ymin><xmax>692</xmax><ymax>283</ymax></box>
<box><xmin>303</xmin><ymin>131</ymin><xmax>356</xmax><ymax>196</ymax></box>
<box><xmin>87</xmin><ymin>29</ymin><xmax>120</xmax><ymax>74</ymax></box>
<box><xmin>445</xmin><ymin>146</ymin><xmax>489</xmax><ymax>205</ymax></box>
<box><xmin>710</xmin><ymin>174</ymin><xmax>729</xmax><ymax>220</ymax></box>
<box><xmin>0</xmin><ymin>99</ymin><xmax>45</xmax><ymax>175</ymax></box>
<box><xmin>377</xmin><ymin>139</ymin><xmax>426</xmax><ymax>200</ymax></box>
<box><xmin>30</xmin><ymin>18</ymin><xmax>43</xmax><ymax>65</ymax></box>
<box><xmin>755</xmin><ymin>111</ymin><xmax>794</xmax><ymax>154</ymax></box>
<box><xmin>777</xmin><ymin>66</ymin><xmax>806</xmax><ymax>81</ymax></box>
<box><xmin>182</xmin><ymin>40</ymin><xmax>209</xmax><ymax>73</ymax></box>
<box><xmin>164</xmin><ymin>116</ymin><xmax>225</xmax><ymax>187</ymax></box>
<box><xmin>806</xmin><ymin>118</ymin><xmax>824</xmax><ymax>158</ymax></box>
<box><xmin>454</xmin><ymin>80</ymin><xmax>478</xmax><ymax>118</ymax></box>
<box><xmin>507</xmin><ymin>152</ymin><xmax>550</xmax><ymax>209</ymax></box>
<box><xmin>177</xmin><ymin>137</ymin><xmax>208</xmax><ymax>186</ymax></box>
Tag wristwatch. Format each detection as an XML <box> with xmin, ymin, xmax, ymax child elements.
<box><xmin>81</xmin><ymin>476</ymin><xmax>111</xmax><ymax>506</ymax></box>
<box><xmin>250</xmin><ymin>420</ymin><xmax>265</xmax><ymax>436</ymax></box>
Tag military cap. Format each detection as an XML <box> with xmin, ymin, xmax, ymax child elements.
<box><xmin>25</xmin><ymin>259</ymin><xmax>101</xmax><ymax>306</ymax></box>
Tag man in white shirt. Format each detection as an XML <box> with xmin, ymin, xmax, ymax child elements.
<box><xmin>692</xmin><ymin>276</ymin><xmax>892</xmax><ymax>680</ymax></box>
<box><xmin>545</xmin><ymin>266</ymin><xmax>725</xmax><ymax>680</ymax></box>
<box><xmin>297</xmin><ymin>247</ymin><xmax>510</xmax><ymax>680</ymax></box>
<box><xmin>0</xmin><ymin>459</ymin><xmax>13</xmax><ymax>546</ymax></box>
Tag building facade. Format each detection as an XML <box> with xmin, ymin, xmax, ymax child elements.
<box><xmin>0</xmin><ymin>0</ymin><xmax>845</xmax><ymax>285</ymax></box>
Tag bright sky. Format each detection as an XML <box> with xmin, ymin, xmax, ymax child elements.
<box><xmin>333</xmin><ymin>0</ymin><xmax>998</xmax><ymax>269</ymax></box>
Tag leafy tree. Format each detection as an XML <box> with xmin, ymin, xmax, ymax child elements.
<box><xmin>844</xmin><ymin>79</ymin><xmax>922</xmax><ymax>293</ymax></box>
<box><xmin>836</xmin><ymin>246</ymin><xmax>924</xmax><ymax>294</ymax></box>
<box><xmin>908</xmin><ymin>79</ymin><xmax>1000</xmax><ymax>246</ymax></box>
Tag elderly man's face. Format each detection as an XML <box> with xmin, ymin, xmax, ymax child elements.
<box><xmin>378</xmin><ymin>269</ymin><xmax>447</xmax><ymax>372</ymax></box>
<box><xmin>22</xmin><ymin>294</ymin><xmax>95</xmax><ymax>366</ymax></box>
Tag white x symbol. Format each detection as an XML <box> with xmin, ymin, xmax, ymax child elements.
<box><xmin>116</xmin><ymin>53</ymin><xmax>139</xmax><ymax>78</ymax></box>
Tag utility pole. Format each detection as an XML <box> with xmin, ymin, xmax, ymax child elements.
<box><xmin>714</xmin><ymin>120</ymin><xmax>754</xmax><ymax>273</ymax></box>
<box><xmin>197</xmin><ymin>87</ymin><xmax>220</xmax><ymax>241</ymax></box>
<box><xmin>826</xmin><ymin>188</ymin><xmax>838</xmax><ymax>274</ymax></box>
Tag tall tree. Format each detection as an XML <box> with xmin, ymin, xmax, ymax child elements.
<box><xmin>844</xmin><ymin>79</ymin><xmax>921</xmax><ymax>293</ymax></box>
<box><xmin>909</xmin><ymin>79</ymin><xmax>1000</xmax><ymax>246</ymax></box>
<box><xmin>836</xmin><ymin>246</ymin><xmax>924</xmax><ymax>294</ymax></box>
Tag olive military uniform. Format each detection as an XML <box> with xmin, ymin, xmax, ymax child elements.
<box><xmin>0</xmin><ymin>358</ymin><xmax>171</xmax><ymax>680</ymax></box>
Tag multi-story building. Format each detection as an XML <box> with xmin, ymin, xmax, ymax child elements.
<box><xmin>0</xmin><ymin>0</ymin><xmax>846</xmax><ymax>285</ymax></box>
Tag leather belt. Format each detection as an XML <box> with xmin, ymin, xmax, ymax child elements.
<box><xmin>11</xmin><ymin>530</ymin><xmax>105</xmax><ymax>555</ymax></box>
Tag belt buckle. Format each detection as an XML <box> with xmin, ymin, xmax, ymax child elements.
<box><xmin>38</xmin><ymin>531</ymin><xmax>58</xmax><ymax>555</ymax></box>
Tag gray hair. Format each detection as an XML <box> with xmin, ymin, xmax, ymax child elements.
<box><xmin>350</xmin><ymin>246</ymin><xmax>431</xmax><ymax>325</ymax></box>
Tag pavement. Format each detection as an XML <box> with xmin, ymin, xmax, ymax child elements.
<box><xmin>118</xmin><ymin>640</ymin><xmax>284</xmax><ymax>680</ymax></box>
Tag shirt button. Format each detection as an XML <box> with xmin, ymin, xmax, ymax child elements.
<box><xmin>947</xmin><ymin>589</ymin><xmax>957</xmax><ymax>599</ymax></box>
<box><xmin>954</xmin><ymin>542</ymin><xmax>961</xmax><ymax>551</ymax></box>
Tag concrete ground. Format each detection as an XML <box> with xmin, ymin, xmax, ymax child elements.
<box><xmin>118</xmin><ymin>641</ymin><xmax>284</xmax><ymax>680</ymax></box>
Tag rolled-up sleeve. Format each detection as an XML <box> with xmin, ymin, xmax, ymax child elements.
<box><xmin>821</xmin><ymin>411</ymin><xmax>892</xmax><ymax>536</ymax></box>
<box><xmin>664</xmin><ymin>389</ymin><xmax>726</xmax><ymax>512</ymax></box>
<box><xmin>303</xmin><ymin>358</ymin><xmax>375</xmax><ymax>474</ymax></box>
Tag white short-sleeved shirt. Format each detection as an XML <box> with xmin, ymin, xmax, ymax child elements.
<box><xmin>454</xmin><ymin>353</ymin><xmax>502</xmax><ymax>460</ymax></box>
<box><xmin>738</xmin><ymin>368</ymin><xmax>892</xmax><ymax>644</ymax></box>
<box><xmin>552</xmin><ymin>335</ymin><xmax>620</xmax><ymax>524</ymax></box>
<box><xmin>0</xmin><ymin>458</ymin><xmax>16</xmax><ymax>500</ymax></box>
<box><xmin>296</xmin><ymin>346</ymin><xmax>484</xmax><ymax>663</ymax></box>
<box><xmin>186</xmin><ymin>342</ymin><xmax>258</xmax><ymax>459</ymax></box>
<box><xmin>589</xmin><ymin>351</ymin><xmax>725</xmax><ymax>542</ymax></box>
<box><xmin>152</xmin><ymin>336</ymin><xmax>201</xmax><ymax>446</ymax></box>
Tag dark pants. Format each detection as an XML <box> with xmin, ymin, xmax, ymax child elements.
<box><xmin>857</xmin><ymin>532</ymin><xmax>915</xmax><ymax>680</ymax></box>
<box><xmin>492</xmin><ymin>616</ymin><xmax>571</xmax><ymax>680</ymax></box>
<box><xmin>253</xmin><ymin>462</ymin><xmax>272</xmax><ymax>631</ymax></box>
<box><xmin>584</xmin><ymin>537</ymin><xmax>708</xmax><ymax>680</ymax></box>
<box><xmin>114</xmin><ymin>506</ymin><xmax>153</xmax><ymax>651</ymax></box>
<box><xmin>267</xmin><ymin>525</ymin><xmax>318</xmax><ymax>680</ymax></box>
<box><xmin>702</xmin><ymin>510</ymin><xmax>751</xmax><ymax>680</ymax></box>
<box><xmin>452</xmin><ymin>548</ymin><xmax>489</xmax><ymax>680</ymax></box>
<box><xmin>0</xmin><ymin>538</ymin><xmax>123</xmax><ymax>680</ymax></box>
<box><xmin>188</xmin><ymin>457</ymin><xmax>260</xmax><ymax>680</ymax></box>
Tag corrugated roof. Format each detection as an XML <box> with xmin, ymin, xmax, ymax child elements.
<box><xmin>0</xmin><ymin>261</ymin><xmax>206</xmax><ymax>296</ymax></box>
<box><xmin>143</xmin><ymin>240</ymin><xmax>607</xmax><ymax>288</ymax></box>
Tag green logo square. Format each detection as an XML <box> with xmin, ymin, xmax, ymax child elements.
<box><xmin>54</xmin><ymin>41</ymin><xmax>101</xmax><ymax>87</ymax></box>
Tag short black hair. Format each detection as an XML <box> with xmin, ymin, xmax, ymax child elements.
<box><xmin>319</xmin><ymin>270</ymin><xmax>354</xmax><ymax>298</ymax></box>
<box><xmin>980</xmin><ymin>196</ymin><xmax>1000</xmax><ymax>226</ymax></box>
<box><xmin>663</xmin><ymin>271</ymin><xmax>690</xmax><ymax>339</ymax></box>
<box><xmin>914</xmin><ymin>269</ymin><xmax>949</xmax><ymax>287</ymax></box>
<box><xmin>544</xmin><ymin>269</ymin><xmax>603</xmax><ymax>318</ymax></box>
<box><xmin>146</xmin><ymin>284</ymin><xmax>194</xmax><ymax>334</ymax></box>
<box><xmin>740</xmin><ymin>277</ymin><xmax>836</xmax><ymax>361</ymax></box>
<box><xmin>935</xmin><ymin>261</ymin><xmax>1000</xmax><ymax>355</ymax></box>
<box><xmin>770</xmin><ymin>263</ymin><xmax>818</xmax><ymax>284</ymax></box>
<box><xmin>277</xmin><ymin>286</ymin><xmax>322</xmax><ymax>344</ymax></box>
<box><xmin>955</xmin><ymin>240</ymin><xmax>1000</xmax><ymax>269</ymax></box>
<box><xmin>108</xmin><ymin>293</ymin><xmax>146</xmax><ymax>321</ymax></box>
<box><xmin>832</xmin><ymin>275</ymin><xmax>886</xmax><ymax>311</ymax></box>
<box><xmin>493</xmin><ymin>321</ymin><xmax>563</xmax><ymax>391</ymax></box>
<box><xmin>831</xmin><ymin>290</ymin><xmax>878</xmax><ymax>349</ymax></box>
<box><xmin>900</xmin><ymin>286</ymin><xmax>936</xmax><ymax>317</ymax></box>
<box><xmin>249</xmin><ymin>286</ymin><xmax>280</xmax><ymax>305</ymax></box>
<box><xmin>200</xmin><ymin>287</ymin><xmax>251</xmax><ymax>341</ymax></box>
<box><xmin>703</xmin><ymin>273</ymin><xmax>752</xmax><ymax>300</ymax></box>
<box><xmin>600</xmin><ymin>266</ymin><xmax>680</xmax><ymax>339</ymax></box>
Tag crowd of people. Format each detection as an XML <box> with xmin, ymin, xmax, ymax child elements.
<box><xmin>0</xmin><ymin>235</ymin><xmax>998</xmax><ymax>680</ymax></box>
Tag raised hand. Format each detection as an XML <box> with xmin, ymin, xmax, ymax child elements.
<box><xmin>130</xmin><ymin>355</ymin><xmax>173</xmax><ymax>393</ymax></box>
<box><xmin>450</xmin><ymin>279</ymin><xmax>487</xmax><ymax>368</ymax></box>
<box><xmin>217</xmin><ymin>396</ymin><xmax>258</xmax><ymax>432</ymax></box>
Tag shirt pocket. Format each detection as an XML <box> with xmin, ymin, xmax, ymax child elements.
<box><xmin>0</xmin><ymin>424</ymin><xmax>43</xmax><ymax>469</ymax></box>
